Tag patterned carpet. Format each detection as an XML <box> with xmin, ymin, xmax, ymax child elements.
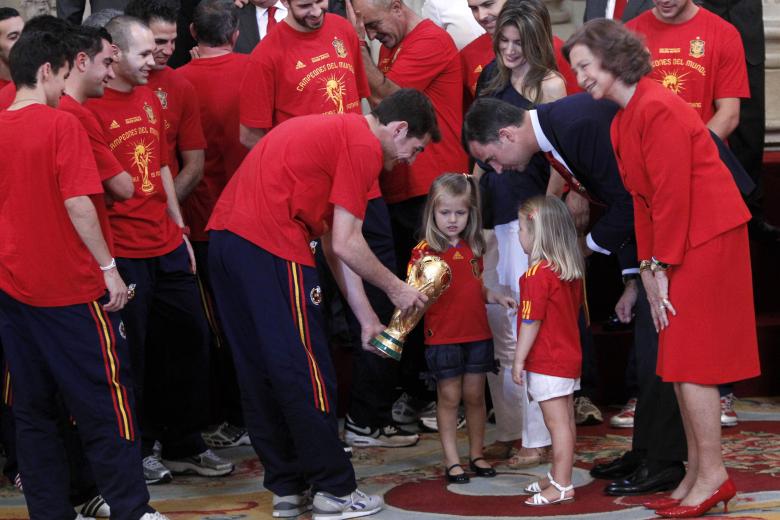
<box><xmin>0</xmin><ymin>398</ymin><xmax>779</xmax><ymax>519</ymax></box>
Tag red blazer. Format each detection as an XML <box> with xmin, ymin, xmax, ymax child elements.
<box><xmin>610</xmin><ymin>78</ymin><xmax>750</xmax><ymax>264</ymax></box>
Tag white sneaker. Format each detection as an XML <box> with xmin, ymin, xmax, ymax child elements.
<box><xmin>574</xmin><ymin>396</ymin><xmax>603</xmax><ymax>425</ymax></box>
<box><xmin>609</xmin><ymin>397</ymin><xmax>637</xmax><ymax>428</ymax></box>
<box><xmin>139</xmin><ymin>513</ymin><xmax>171</xmax><ymax>520</ymax></box>
<box><xmin>163</xmin><ymin>449</ymin><xmax>234</xmax><ymax>477</ymax></box>
<box><xmin>344</xmin><ymin>415</ymin><xmax>419</xmax><ymax>448</ymax></box>
<box><xmin>79</xmin><ymin>494</ymin><xmax>110</xmax><ymax>517</ymax></box>
<box><xmin>75</xmin><ymin>515</ymin><xmax>95</xmax><ymax>520</ymax></box>
<box><xmin>418</xmin><ymin>403</ymin><xmax>466</xmax><ymax>432</ymax></box>
<box><xmin>273</xmin><ymin>491</ymin><xmax>313</xmax><ymax>517</ymax></box>
<box><xmin>720</xmin><ymin>393</ymin><xmax>738</xmax><ymax>427</ymax></box>
<box><xmin>312</xmin><ymin>488</ymin><xmax>383</xmax><ymax>519</ymax></box>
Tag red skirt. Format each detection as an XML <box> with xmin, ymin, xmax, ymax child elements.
<box><xmin>656</xmin><ymin>224</ymin><xmax>760</xmax><ymax>384</ymax></box>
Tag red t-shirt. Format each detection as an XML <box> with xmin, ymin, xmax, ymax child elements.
<box><xmin>207</xmin><ymin>113</ymin><xmax>383</xmax><ymax>266</ymax></box>
<box><xmin>460</xmin><ymin>32</ymin><xmax>492</xmax><ymax>104</ymax></box>
<box><xmin>59</xmin><ymin>94</ymin><xmax>123</xmax><ymax>254</ymax></box>
<box><xmin>0</xmin><ymin>82</ymin><xmax>16</xmax><ymax>110</ymax></box>
<box><xmin>0</xmin><ymin>78</ymin><xmax>9</xmax><ymax>90</ymax></box>
<box><xmin>239</xmin><ymin>15</ymin><xmax>379</xmax><ymax>199</ymax></box>
<box><xmin>240</xmin><ymin>14</ymin><xmax>369</xmax><ymax>128</ymax></box>
<box><xmin>86</xmin><ymin>87</ymin><xmax>182</xmax><ymax>259</ymax></box>
<box><xmin>553</xmin><ymin>35</ymin><xmax>582</xmax><ymax>96</ymax></box>
<box><xmin>519</xmin><ymin>262</ymin><xmax>583</xmax><ymax>378</ymax></box>
<box><xmin>146</xmin><ymin>67</ymin><xmax>207</xmax><ymax>178</ymax></box>
<box><xmin>410</xmin><ymin>240</ymin><xmax>491</xmax><ymax>345</ymax></box>
<box><xmin>626</xmin><ymin>7</ymin><xmax>749</xmax><ymax>123</ymax></box>
<box><xmin>378</xmin><ymin>19</ymin><xmax>469</xmax><ymax>204</ymax></box>
<box><xmin>0</xmin><ymin>104</ymin><xmax>106</xmax><ymax>306</ymax></box>
<box><xmin>178</xmin><ymin>53</ymin><xmax>250</xmax><ymax>241</ymax></box>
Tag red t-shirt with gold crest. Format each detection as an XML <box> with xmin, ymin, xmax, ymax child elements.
<box><xmin>146</xmin><ymin>67</ymin><xmax>207</xmax><ymax>178</ymax></box>
<box><xmin>86</xmin><ymin>87</ymin><xmax>182</xmax><ymax>259</ymax></box>
<box><xmin>626</xmin><ymin>7</ymin><xmax>749</xmax><ymax>124</ymax></box>
<box><xmin>409</xmin><ymin>239</ymin><xmax>491</xmax><ymax>346</ymax></box>
<box><xmin>239</xmin><ymin>14</ymin><xmax>369</xmax><ymax>130</ymax></box>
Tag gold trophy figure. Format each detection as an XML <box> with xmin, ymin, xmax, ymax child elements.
<box><xmin>369</xmin><ymin>255</ymin><xmax>452</xmax><ymax>361</ymax></box>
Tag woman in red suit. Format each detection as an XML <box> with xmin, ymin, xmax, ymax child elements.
<box><xmin>562</xmin><ymin>19</ymin><xmax>760</xmax><ymax>518</ymax></box>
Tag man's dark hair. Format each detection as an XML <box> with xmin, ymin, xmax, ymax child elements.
<box><xmin>462</xmin><ymin>97</ymin><xmax>526</xmax><ymax>148</ymax></box>
<box><xmin>82</xmin><ymin>8</ymin><xmax>124</xmax><ymax>29</ymax></box>
<box><xmin>70</xmin><ymin>25</ymin><xmax>112</xmax><ymax>60</ymax></box>
<box><xmin>9</xmin><ymin>29</ymin><xmax>74</xmax><ymax>88</ymax></box>
<box><xmin>192</xmin><ymin>0</ymin><xmax>238</xmax><ymax>47</ymax></box>
<box><xmin>371</xmin><ymin>88</ymin><xmax>441</xmax><ymax>142</ymax></box>
<box><xmin>21</xmin><ymin>15</ymin><xmax>71</xmax><ymax>36</ymax></box>
<box><xmin>125</xmin><ymin>0</ymin><xmax>179</xmax><ymax>25</ymax></box>
<box><xmin>0</xmin><ymin>7</ymin><xmax>21</xmax><ymax>22</ymax></box>
<box><xmin>105</xmin><ymin>15</ymin><xmax>149</xmax><ymax>53</ymax></box>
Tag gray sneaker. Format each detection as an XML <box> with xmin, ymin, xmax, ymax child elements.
<box><xmin>202</xmin><ymin>422</ymin><xmax>251</xmax><ymax>448</ymax></box>
<box><xmin>163</xmin><ymin>449</ymin><xmax>234</xmax><ymax>477</ymax></box>
<box><xmin>344</xmin><ymin>416</ymin><xmax>419</xmax><ymax>448</ymax></box>
<box><xmin>312</xmin><ymin>489</ymin><xmax>383</xmax><ymax>519</ymax></box>
<box><xmin>273</xmin><ymin>491</ymin><xmax>312</xmax><ymax>518</ymax></box>
<box><xmin>143</xmin><ymin>455</ymin><xmax>173</xmax><ymax>485</ymax></box>
<box><xmin>574</xmin><ymin>396</ymin><xmax>604</xmax><ymax>425</ymax></box>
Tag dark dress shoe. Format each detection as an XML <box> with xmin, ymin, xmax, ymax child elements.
<box><xmin>446</xmin><ymin>464</ymin><xmax>470</xmax><ymax>484</ymax></box>
<box><xmin>590</xmin><ymin>451</ymin><xmax>642</xmax><ymax>480</ymax></box>
<box><xmin>469</xmin><ymin>457</ymin><xmax>497</xmax><ymax>477</ymax></box>
<box><xmin>604</xmin><ymin>462</ymin><xmax>685</xmax><ymax>496</ymax></box>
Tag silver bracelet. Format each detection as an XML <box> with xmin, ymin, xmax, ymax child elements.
<box><xmin>100</xmin><ymin>258</ymin><xmax>117</xmax><ymax>271</ymax></box>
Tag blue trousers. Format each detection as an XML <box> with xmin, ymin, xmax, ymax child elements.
<box><xmin>0</xmin><ymin>290</ymin><xmax>151</xmax><ymax>520</ymax></box>
<box><xmin>208</xmin><ymin>230</ymin><xmax>355</xmax><ymax>497</ymax></box>
<box><xmin>117</xmin><ymin>242</ymin><xmax>209</xmax><ymax>458</ymax></box>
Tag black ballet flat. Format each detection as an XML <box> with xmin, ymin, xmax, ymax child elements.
<box><xmin>446</xmin><ymin>463</ymin><xmax>470</xmax><ymax>484</ymax></box>
<box><xmin>469</xmin><ymin>457</ymin><xmax>497</xmax><ymax>477</ymax></box>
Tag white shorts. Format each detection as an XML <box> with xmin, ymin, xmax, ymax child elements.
<box><xmin>526</xmin><ymin>371</ymin><xmax>580</xmax><ymax>403</ymax></box>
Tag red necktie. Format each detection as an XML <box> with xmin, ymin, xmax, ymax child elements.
<box><xmin>613</xmin><ymin>0</ymin><xmax>627</xmax><ymax>20</ymax></box>
<box><xmin>544</xmin><ymin>152</ymin><xmax>598</xmax><ymax>204</ymax></box>
<box><xmin>266</xmin><ymin>6</ymin><xmax>278</xmax><ymax>34</ymax></box>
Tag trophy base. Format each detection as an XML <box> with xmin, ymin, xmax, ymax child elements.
<box><xmin>369</xmin><ymin>332</ymin><xmax>403</xmax><ymax>361</ymax></box>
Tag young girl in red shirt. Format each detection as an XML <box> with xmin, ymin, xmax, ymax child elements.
<box><xmin>512</xmin><ymin>195</ymin><xmax>585</xmax><ymax>505</ymax></box>
<box><xmin>412</xmin><ymin>173</ymin><xmax>516</xmax><ymax>484</ymax></box>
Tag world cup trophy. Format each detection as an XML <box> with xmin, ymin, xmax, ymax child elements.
<box><xmin>369</xmin><ymin>255</ymin><xmax>452</xmax><ymax>361</ymax></box>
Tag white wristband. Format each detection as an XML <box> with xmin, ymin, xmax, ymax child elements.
<box><xmin>100</xmin><ymin>258</ymin><xmax>117</xmax><ymax>271</ymax></box>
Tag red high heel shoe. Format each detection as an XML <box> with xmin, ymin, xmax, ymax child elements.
<box><xmin>656</xmin><ymin>478</ymin><xmax>736</xmax><ymax>518</ymax></box>
<box><xmin>642</xmin><ymin>496</ymin><xmax>681</xmax><ymax>510</ymax></box>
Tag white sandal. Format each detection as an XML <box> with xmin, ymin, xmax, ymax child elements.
<box><xmin>523</xmin><ymin>471</ymin><xmax>552</xmax><ymax>494</ymax></box>
<box><xmin>524</xmin><ymin>475</ymin><xmax>574</xmax><ymax>506</ymax></box>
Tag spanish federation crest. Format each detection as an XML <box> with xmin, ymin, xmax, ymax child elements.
<box><xmin>332</xmin><ymin>37</ymin><xmax>347</xmax><ymax>58</ymax></box>
<box><xmin>155</xmin><ymin>88</ymin><xmax>168</xmax><ymax>109</ymax></box>
<box><xmin>310</xmin><ymin>286</ymin><xmax>322</xmax><ymax>305</ymax></box>
<box><xmin>689</xmin><ymin>37</ymin><xmax>705</xmax><ymax>58</ymax></box>
<box><xmin>143</xmin><ymin>102</ymin><xmax>157</xmax><ymax>124</ymax></box>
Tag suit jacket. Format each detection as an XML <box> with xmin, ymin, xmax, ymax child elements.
<box><xmin>534</xmin><ymin>94</ymin><xmax>637</xmax><ymax>271</ymax></box>
<box><xmin>235</xmin><ymin>4</ymin><xmax>261</xmax><ymax>55</ymax></box>
<box><xmin>610</xmin><ymin>78</ymin><xmax>750</xmax><ymax>264</ymax></box>
<box><xmin>583</xmin><ymin>0</ymin><xmax>653</xmax><ymax>22</ymax></box>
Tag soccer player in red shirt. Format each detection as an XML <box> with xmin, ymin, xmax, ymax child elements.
<box><xmin>86</xmin><ymin>15</ymin><xmax>232</xmax><ymax>485</ymax></box>
<box><xmin>625</xmin><ymin>0</ymin><xmax>748</xmax><ymax>141</ymax></box>
<box><xmin>206</xmin><ymin>88</ymin><xmax>438</xmax><ymax>519</ymax></box>
<box><xmin>177</xmin><ymin>0</ymin><xmax>250</xmax><ymax>450</ymax></box>
<box><xmin>0</xmin><ymin>8</ymin><xmax>23</xmax><ymax>90</ymax></box>
<box><xmin>125</xmin><ymin>0</ymin><xmax>206</xmax><ymax>203</ymax></box>
<box><xmin>0</xmin><ymin>28</ymin><xmax>166</xmax><ymax>520</ymax></box>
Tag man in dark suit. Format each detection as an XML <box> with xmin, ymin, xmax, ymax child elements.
<box><xmin>463</xmin><ymin>96</ymin><xmax>689</xmax><ymax>497</ymax></box>
<box><xmin>233</xmin><ymin>0</ymin><xmax>285</xmax><ymax>54</ymax></box>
